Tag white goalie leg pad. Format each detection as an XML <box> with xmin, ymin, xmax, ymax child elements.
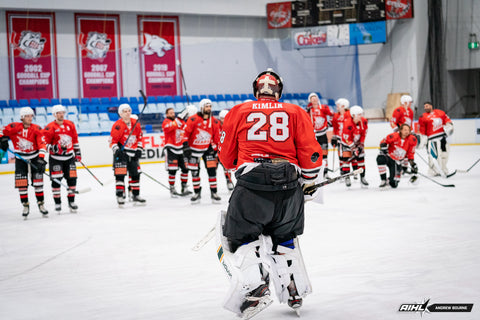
<box><xmin>427</xmin><ymin>140</ymin><xmax>442</xmax><ymax>175</ymax></box>
<box><xmin>439</xmin><ymin>143</ymin><xmax>450</xmax><ymax>175</ymax></box>
<box><xmin>263</xmin><ymin>236</ymin><xmax>312</xmax><ymax>304</ymax></box>
<box><xmin>215</xmin><ymin>211</ymin><xmax>269</xmax><ymax>315</ymax></box>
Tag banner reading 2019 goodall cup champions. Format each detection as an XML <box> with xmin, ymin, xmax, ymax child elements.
<box><xmin>75</xmin><ymin>14</ymin><xmax>122</xmax><ymax>98</ymax></box>
<box><xmin>6</xmin><ymin>11</ymin><xmax>59</xmax><ymax>100</ymax></box>
<box><xmin>138</xmin><ymin>16</ymin><xmax>182</xmax><ymax>97</ymax></box>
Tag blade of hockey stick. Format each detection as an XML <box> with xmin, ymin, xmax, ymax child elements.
<box><xmin>192</xmin><ymin>226</ymin><xmax>215</xmax><ymax>251</ymax></box>
<box><xmin>416</xmin><ymin>172</ymin><xmax>455</xmax><ymax>188</ymax></box>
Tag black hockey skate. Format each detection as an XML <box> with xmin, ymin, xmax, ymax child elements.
<box><xmin>55</xmin><ymin>203</ymin><xmax>61</xmax><ymax>213</ymax></box>
<box><xmin>170</xmin><ymin>185</ymin><xmax>180</xmax><ymax>198</ymax></box>
<box><xmin>379</xmin><ymin>180</ymin><xmax>388</xmax><ymax>188</ymax></box>
<box><xmin>181</xmin><ymin>182</ymin><xmax>192</xmax><ymax>196</ymax></box>
<box><xmin>239</xmin><ymin>283</ymin><xmax>273</xmax><ymax>320</ymax></box>
<box><xmin>344</xmin><ymin>176</ymin><xmax>352</xmax><ymax>187</ymax></box>
<box><xmin>132</xmin><ymin>195</ymin><xmax>146</xmax><ymax>206</ymax></box>
<box><xmin>211</xmin><ymin>192</ymin><xmax>221</xmax><ymax>204</ymax></box>
<box><xmin>38</xmin><ymin>201</ymin><xmax>48</xmax><ymax>217</ymax></box>
<box><xmin>191</xmin><ymin>188</ymin><xmax>201</xmax><ymax>204</ymax></box>
<box><xmin>68</xmin><ymin>201</ymin><xmax>78</xmax><ymax>213</ymax></box>
<box><xmin>360</xmin><ymin>176</ymin><xmax>369</xmax><ymax>187</ymax></box>
<box><xmin>227</xmin><ymin>181</ymin><xmax>234</xmax><ymax>191</ymax></box>
<box><xmin>117</xmin><ymin>196</ymin><xmax>126</xmax><ymax>206</ymax></box>
<box><xmin>287</xmin><ymin>279</ymin><xmax>303</xmax><ymax>316</ymax></box>
<box><xmin>22</xmin><ymin>202</ymin><xmax>29</xmax><ymax>220</ymax></box>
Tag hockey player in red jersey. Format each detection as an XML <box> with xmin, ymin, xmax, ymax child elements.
<box><xmin>418</xmin><ymin>102</ymin><xmax>454</xmax><ymax>177</ymax></box>
<box><xmin>0</xmin><ymin>107</ymin><xmax>48</xmax><ymax>219</ymax></box>
<box><xmin>306</xmin><ymin>92</ymin><xmax>333</xmax><ymax>177</ymax></box>
<box><xmin>331</xmin><ymin>98</ymin><xmax>350</xmax><ymax>172</ymax></box>
<box><xmin>110</xmin><ymin>104</ymin><xmax>146</xmax><ymax>206</ymax></box>
<box><xmin>217</xmin><ymin>69</ymin><xmax>322</xmax><ymax>318</ymax></box>
<box><xmin>340</xmin><ymin>105</ymin><xmax>369</xmax><ymax>187</ymax></box>
<box><xmin>390</xmin><ymin>94</ymin><xmax>414</xmax><ymax>131</ymax></box>
<box><xmin>182</xmin><ymin>98</ymin><xmax>222</xmax><ymax>204</ymax></box>
<box><xmin>162</xmin><ymin>106</ymin><xmax>193</xmax><ymax>197</ymax></box>
<box><xmin>43</xmin><ymin>105</ymin><xmax>81</xmax><ymax>213</ymax></box>
<box><xmin>218</xmin><ymin>109</ymin><xmax>234</xmax><ymax>191</ymax></box>
<box><xmin>376</xmin><ymin>124</ymin><xmax>418</xmax><ymax>188</ymax></box>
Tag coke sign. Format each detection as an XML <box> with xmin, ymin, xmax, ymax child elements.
<box><xmin>293</xmin><ymin>27</ymin><xmax>328</xmax><ymax>49</ymax></box>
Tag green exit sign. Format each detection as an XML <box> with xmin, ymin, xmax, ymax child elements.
<box><xmin>468</xmin><ymin>41</ymin><xmax>479</xmax><ymax>50</ymax></box>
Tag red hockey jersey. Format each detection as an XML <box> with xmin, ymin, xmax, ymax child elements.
<box><xmin>110</xmin><ymin>118</ymin><xmax>143</xmax><ymax>157</ymax></box>
<box><xmin>183</xmin><ymin>113</ymin><xmax>221</xmax><ymax>155</ymax></box>
<box><xmin>307</xmin><ymin>103</ymin><xmax>333</xmax><ymax>136</ymax></box>
<box><xmin>381</xmin><ymin>132</ymin><xmax>417</xmax><ymax>162</ymax></box>
<box><xmin>43</xmin><ymin>120</ymin><xmax>79</xmax><ymax>161</ymax></box>
<box><xmin>218</xmin><ymin>98</ymin><xmax>322</xmax><ymax>181</ymax></box>
<box><xmin>1</xmin><ymin>122</ymin><xmax>46</xmax><ymax>160</ymax></box>
<box><xmin>418</xmin><ymin>109</ymin><xmax>452</xmax><ymax>140</ymax></box>
<box><xmin>332</xmin><ymin>110</ymin><xmax>351</xmax><ymax>139</ymax></box>
<box><xmin>342</xmin><ymin>117</ymin><xmax>368</xmax><ymax>148</ymax></box>
<box><xmin>162</xmin><ymin>117</ymin><xmax>186</xmax><ymax>154</ymax></box>
<box><xmin>390</xmin><ymin>106</ymin><xmax>414</xmax><ymax>129</ymax></box>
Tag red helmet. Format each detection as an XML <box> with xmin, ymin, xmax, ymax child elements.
<box><xmin>252</xmin><ymin>68</ymin><xmax>283</xmax><ymax>100</ymax></box>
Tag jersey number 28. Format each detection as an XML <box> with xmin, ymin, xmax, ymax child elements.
<box><xmin>247</xmin><ymin>111</ymin><xmax>289</xmax><ymax>142</ymax></box>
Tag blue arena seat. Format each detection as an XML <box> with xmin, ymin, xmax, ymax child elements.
<box><xmin>80</xmin><ymin>98</ymin><xmax>90</xmax><ymax>105</ymax></box>
<box><xmin>40</xmin><ymin>98</ymin><xmax>51</xmax><ymax>106</ymax></box>
<box><xmin>9</xmin><ymin>100</ymin><xmax>19</xmax><ymax>107</ymax></box>
<box><xmin>19</xmin><ymin>99</ymin><xmax>29</xmax><ymax>106</ymax></box>
<box><xmin>61</xmin><ymin>98</ymin><xmax>71</xmax><ymax>106</ymax></box>
<box><xmin>51</xmin><ymin>98</ymin><xmax>60</xmax><ymax>105</ymax></box>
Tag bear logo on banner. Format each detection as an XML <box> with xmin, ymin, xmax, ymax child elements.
<box><xmin>142</xmin><ymin>33</ymin><xmax>173</xmax><ymax>58</ymax></box>
<box><xmin>78</xmin><ymin>32</ymin><xmax>111</xmax><ymax>60</ymax></box>
<box><xmin>10</xmin><ymin>31</ymin><xmax>46</xmax><ymax>61</ymax></box>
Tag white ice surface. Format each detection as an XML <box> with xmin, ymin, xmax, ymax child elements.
<box><xmin>0</xmin><ymin>146</ymin><xmax>479</xmax><ymax>320</ymax></box>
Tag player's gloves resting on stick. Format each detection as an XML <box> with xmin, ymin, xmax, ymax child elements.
<box><xmin>354</xmin><ymin>144</ymin><xmax>364</xmax><ymax>157</ymax></box>
<box><xmin>331</xmin><ymin>136</ymin><xmax>338</xmax><ymax>148</ymax></box>
<box><xmin>409</xmin><ymin>159</ymin><xmax>418</xmax><ymax>174</ymax></box>
<box><xmin>0</xmin><ymin>136</ymin><xmax>8</xmax><ymax>152</ymax></box>
<box><xmin>113</xmin><ymin>142</ymin><xmax>126</xmax><ymax>161</ymax></box>
<box><xmin>302</xmin><ymin>182</ymin><xmax>317</xmax><ymax>197</ymax></box>
<box><xmin>134</xmin><ymin>148</ymin><xmax>143</xmax><ymax>159</ymax></box>
<box><xmin>74</xmin><ymin>148</ymin><xmax>82</xmax><ymax>162</ymax></box>
<box><xmin>380</xmin><ymin>142</ymin><xmax>388</xmax><ymax>155</ymax></box>
<box><xmin>182</xmin><ymin>142</ymin><xmax>192</xmax><ymax>158</ymax></box>
<box><xmin>35</xmin><ymin>157</ymin><xmax>47</xmax><ymax>173</ymax></box>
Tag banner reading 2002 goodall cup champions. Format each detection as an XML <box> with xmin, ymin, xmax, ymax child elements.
<box><xmin>6</xmin><ymin>11</ymin><xmax>59</xmax><ymax>100</ymax></box>
<box><xmin>138</xmin><ymin>16</ymin><xmax>182</xmax><ymax>97</ymax></box>
<box><xmin>75</xmin><ymin>14</ymin><xmax>123</xmax><ymax>98</ymax></box>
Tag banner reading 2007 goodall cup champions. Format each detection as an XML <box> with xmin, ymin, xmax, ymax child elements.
<box><xmin>6</xmin><ymin>11</ymin><xmax>59</xmax><ymax>100</ymax></box>
<box><xmin>138</xmin><ymin>16</ymin><xmax>182</xmax><ymax>97</ymax></box>
<box><xmin>75</xmin><ymin>14</ymin><xmax>123</xmax><ymax>98</ymax></box>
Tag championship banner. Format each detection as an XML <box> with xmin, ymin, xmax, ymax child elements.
<box><xmin>75</xmin><ymin>13</ymin><xmax>122</xmax><ymax>98</ymax></box>
<box><xmin>138</xmin><ymin>16</ymin><xmax>181</xmax><ymax>97</ymax></box>
<box><xmin>6</xmin><ymin>11</ymin><xmax>59</xmax><ymax>100</ymax></box>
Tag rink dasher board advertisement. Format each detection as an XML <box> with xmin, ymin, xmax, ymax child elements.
<box><xmin>0</xmin><ymin>133</ymin><xmax>166</xmax><ymax>173</ymax></box>
<box><xmin>75</xmin><ymin>13</ymin><xmax>123</xmax><ymax>99</ymax></box>
<box><xmin>292</xmin><ymin>21</ymin><xmax>386</xmax><ymax>49</ymax></box>
<box><xmin>6</xmin><ymin>11</ymin><xmax>59</xmax><ymax>100</ymax></box>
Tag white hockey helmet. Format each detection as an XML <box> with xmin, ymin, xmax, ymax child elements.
<box><xmin>219</xmin><ymin>109</ymin><xmax>229</xmax><ymax>121</ymax></box>
<box><xmin>308</xmin><ymin>92</ymin><xmax>319</xmax><ymax>103</ymax></box>
<box><xmin>350</xmin><ymin>105</ymin><xmax>363</xmax><ymax>117</ymax></box>
<box><xmin>20</xmin><ymin>107</ymin><xmax>35</xmax><ymax>119</ymax></box>
<box><xmin>199</xmin><ymin>99</ymin><xmax>212</xmax><ymax>113</ymax></box>
<box><xmin>52</xmin><ymin>104</ymin><xmax>66</xmax><ymax>116</ymax></box>
<box><xmin>335</xmin><ymin>98</ymin><xmax>350</xmax><ymax>110</ymax></box>
<box><xmin>118</xmin><ymin>103</ymin><xmax>132</xmax><ymax>115</ymax></box>
<box><xmin>186</xmin><ymin>104</ymin><xmax>198</xmax><ymax>117</ymax></box>
<box><xmin>400</xmin><ymin>94</ymin><xmax>413</xmax><ymax>105</ymax></box>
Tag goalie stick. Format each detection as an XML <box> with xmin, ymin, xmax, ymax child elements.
<box><xmin>192</xmin><ymin>168</ymin><xmax>364</xmax><ymax>251</ymax></box>
<box><xmin>8</xmin><ymin>149</ymin><xmax>91</xmax><ymax>194</ymax></box>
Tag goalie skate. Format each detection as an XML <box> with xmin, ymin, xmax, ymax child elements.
<box><xmin>241</xmin><ymin>294</ymin><xmax>273</xmax><ymax>320</ymax></box>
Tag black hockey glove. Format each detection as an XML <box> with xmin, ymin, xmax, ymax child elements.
<box><xmin>182</xmin><ymin>142</ymin><xmax>192</xmax><ymax>159</ymax></box>
<box><xmin>113</xmin><ymin>142</ymin><xmax>126</xmax><ymax>161</ymax></box>
<box><xmin>0</xmin><ymin>136</ymin><xmax>9</xmax><ymax>152</ymax></box>
<box><xmin>331</xmin><ymin>137</ymin><xmax>338</xmax><ymax>148</ymax></box>
<box><xmin>35</xmin><ymin>157</ymin><xmax>47</xmax><ymax>173</ymax></box>
<box><xmin>409</xmin><ymin>160</ymin><xmax>418</xmax><ymax>174</ymax></box>
<box><xmin>134</xmin><ymin>148</ymin><xmax>143</xmax><ymax>159</ymax></box>
<box><xmin>354</xmin><ymin>145</ymin><xmax>364</xmax><ymax>157</ymax></box>
<box><xmin>380</xmin><ymin>142</ymin><xmax>388</xmax><ymax>155</ymax></box>
<box><xmin>302</xmin><ymin>182</ymin><xmax>317</xmax><ymax>196</ymax></box>
<box><xmin>50</xmin><ymin>144</ymin><xmax>67</xmax><ymax>155</ymax></box>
